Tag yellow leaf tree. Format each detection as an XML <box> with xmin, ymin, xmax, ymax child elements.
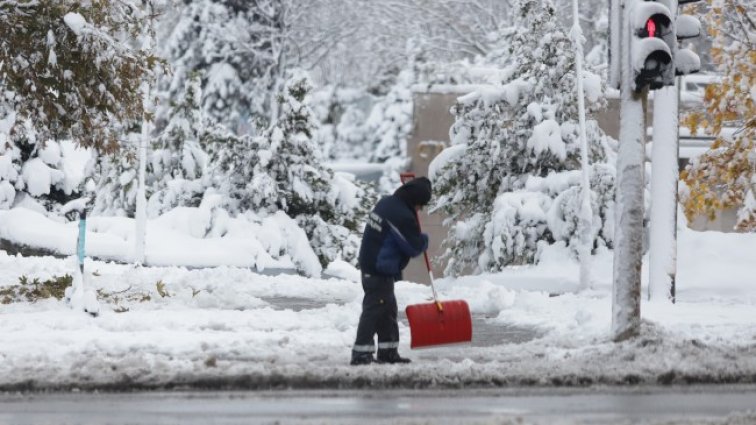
<box><xmin>681</xmin><ymin>1</ymin><xmax>755</xmax><ymax>231</ymax></box>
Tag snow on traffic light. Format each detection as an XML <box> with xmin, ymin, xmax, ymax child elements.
<box><xmin>629</xmin><ymin>1</ymin><xmax>675</xmax><ymax>92</ymax></box>
<box><xmin>674</xmin><ymin>1</ymin><xmax>702</xmax><ymax>76</ymax></box>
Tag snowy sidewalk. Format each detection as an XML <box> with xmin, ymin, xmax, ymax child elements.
<box><xmin>1</xmin><ymin>227</ymin><xmax>756</xmax><ymax>391</ymax></box>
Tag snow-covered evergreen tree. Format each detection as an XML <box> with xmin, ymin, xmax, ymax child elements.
<box><xmin>208</xmin><ymin>72</ymin><xmax>377</xmax><ymax>266</ymax></box>
<box><xmin>432</xmin><ymin>0</ymin><xmax>616</xmax><ymax>276</ymax></box>
<box><xmin>310</xmin><ymin>85</ymin><xmax>374</xmax><ymax>161</ymax></box>
<box><xmin>157</xmin><ymin>0</ymin><xmax>282</xmax><ymax>134</ymax></box>
<box><xmin>368</xmin><ymin>69</ymin><xmax>413</xmax><ymax>163</ymax></box>
<box><xmin>147</xmin><ymin>76</ymin><xmax>208</xmax><ymax>216</ymax></box>
<box><xmin>92</xmin><ymin>129</ymin><xmax>141</xmax><ymax>217</ymax></box>
<box><xmin>366</xmin><ymin>69</ymin><xmax>414</xmax><ymax>194</ymax></box>
<box><xmin>95</xmin><ymin>76</ymin><xmax>212</xmax><ymax>218</ymax></box>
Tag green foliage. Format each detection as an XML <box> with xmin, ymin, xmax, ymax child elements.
<box><xmin>0</xmin><ymin>0</ymin><xmax>159</xmax><ymax>152</ymax></box>
<box><xmin>0</xmin><ymin>274</ymin><xmax>72</xmax><ymax>304</ymax></box>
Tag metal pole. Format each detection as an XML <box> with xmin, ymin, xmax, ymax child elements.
<box><xmin>648</xmin><ymin>0</ymin><xmax>680</xmax><ymax>304</ymax></box>
<box><xmin>612</xmin><ymin>0</ymin><xmax>644</xmax><ymax>341</ymax></box>
<box><xmin>572</xmin><ymin>0</ymin><xmax>594</xmax><ymax>291</ymax></box>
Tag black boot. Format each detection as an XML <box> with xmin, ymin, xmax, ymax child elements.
<box><xmin>377</xmin><ymin>348</ymin><xmax>411</xmax><ymax>364</ymax></box>
<box><xmin>350</xmin><ymin>351</ymin><xmax>375</xmax><ymax>366</ymax></box>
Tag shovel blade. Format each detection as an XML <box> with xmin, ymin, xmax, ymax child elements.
<box><xmin>406</xmin><ymin>300</ymin><xmax>472</xmax><ymax>349</ymax></box>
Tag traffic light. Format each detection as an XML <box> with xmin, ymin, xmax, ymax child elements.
<box><xmin>629</xmin><ymin>1</ymin><xmax>675</xmax><ymax>92</ymax></box>
<box><xmin>673</xmin><ymin>1</ymin><xmax>702</xmax><ymax>76</ymax></box>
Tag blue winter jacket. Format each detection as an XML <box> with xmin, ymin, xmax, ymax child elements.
<box><xmin>358</xmin><ymin>194</ymin><xmax>429</xmax><ymax>280</ymax></box>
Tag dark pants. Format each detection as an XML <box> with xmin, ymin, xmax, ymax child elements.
<box><xmin>352</xmin><ymin>273</ymin><xmax>399</xmax><ymax>357</ymax></box>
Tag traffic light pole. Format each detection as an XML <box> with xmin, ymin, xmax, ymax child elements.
<box><xmin>648</xmin><ymin>0</ymin><xmax>701</xmax><ymax>304</ymax></box>
<box><xmin>612</xmin><ymin>0</ymin><xmax>645</xmax><ymax>342</ymax></box>
<box><xmin>649</xmin><ymin>81</ymin><xmax>679</xmax><ymax>304</ymax></box>
<box><xmin>610</xmin><ymin>0</ymin><xmax>701</xmax><ymax>339</ymax></box>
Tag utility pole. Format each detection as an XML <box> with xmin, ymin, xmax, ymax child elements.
<box><xmin>571</xmin><ymin>0</ymin><xmax>593</xmax><ymax>291</ymax></box>
<box><xmin>134</xmin><ymin>2</ymin><xmax>157</xmax><ymax>266</ymax></box>
<box><xmin>134</xmin><ymin>81</ymin><xmax>150</xmax><ymax>265</ymax></box>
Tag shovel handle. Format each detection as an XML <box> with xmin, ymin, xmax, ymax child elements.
<box><xmin>400</xmin><ymin>172</ymin><xmax>442</xmax><ymax>312</ymax></box>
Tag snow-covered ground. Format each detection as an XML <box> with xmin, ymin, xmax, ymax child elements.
<box><xmin>1</xmin><ymin>212</ymin><xmax>755</xmax><ymax>391</ymax></box>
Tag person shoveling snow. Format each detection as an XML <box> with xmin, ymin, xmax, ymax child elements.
<box><xmin>350</xmin><ymin>177</ymin><xmax>432</xmax><ymax>365</ymax></box>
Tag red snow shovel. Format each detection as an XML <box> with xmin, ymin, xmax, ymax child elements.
<box><xmin>400</xmin><ymin>173</ymin><xmax>472</xmax><ymax>349</ymax></box>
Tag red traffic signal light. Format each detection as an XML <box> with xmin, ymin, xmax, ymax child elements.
<box><xmin>631</xmin><ymin>3</ymin><xmax>675</xmax><ymax>91</ymax></box>
<box><xmin>646</xmin><ymin>18</ymin><xmax>657</xmax><ymax>38</ymax></box>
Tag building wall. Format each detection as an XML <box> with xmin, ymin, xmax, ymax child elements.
<box><xmin>402</xmin><ymin>92</ymin><xmax>459</xmax><ymax>285</ymax></box>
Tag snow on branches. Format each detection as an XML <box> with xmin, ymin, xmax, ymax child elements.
<box><xmin>0</xmin><ymin>0</ymin><xmax>158</xmax><ymax>212</ymax></box>
<box><xmin>681</xmin><ymin>0</ymin><xmax>755</xmax><ymax>231</ymax></box>
<box><xmin>432</xmin><ymin>0</ymin><xmax>616</xmax><ymax>275</ymax></box>
<box><xmin>207</xmin><ymin>72</ymin><xmax>377</xmax><ymax>267</ymax></box>
<box><xmin>0</xmin><ymin>0</ymin><xmax>158</xmax><ymax>151</ymax></box>
<box><xmin>156</xmin><ymin>0</ymin><xmax>283</xmax><ymax>134</ymax></box>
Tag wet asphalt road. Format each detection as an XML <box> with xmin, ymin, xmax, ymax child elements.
<box><xmin>1</xmin><ymin>386</ymin><xmax>755</xmax><ymax>425</ymax></box>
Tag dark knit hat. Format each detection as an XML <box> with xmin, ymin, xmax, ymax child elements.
<box><xmin>394</xmin><ymin>176</ymin><xmax>432</xmax><ymax>207</ymax></box>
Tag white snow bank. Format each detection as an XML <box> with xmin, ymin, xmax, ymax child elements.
<box><xmin>0</xmin><ymin>206</ymin><xmax>325</xmax><ymax>275</ymax></box>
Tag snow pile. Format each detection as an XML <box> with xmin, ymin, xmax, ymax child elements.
<box><xmin>0</xmin><ymin>137</ymin><xmax>92</xmax><ymax>214</ymax></box>
<box><xmin>0</xmin><ymin>206</ymin><xmax>323</xmax><ymax>276</ymax></box>
<box><xmin>64</xmin><ymin>268</ymin><xmax>101</xmax><ymax>316</ymax></box>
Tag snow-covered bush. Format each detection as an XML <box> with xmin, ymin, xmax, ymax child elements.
<box><xmin>432</xmin><ymin>0</ymin><xmax>617</xmax><ymax>276</ymax></box>
<box><xmin>481</xmin><ymin>191</ymin><xmax>552</xmax><ymax>270</ymax></box>
<box><xmin>207</xmin><ymin>72</ymin><xmax>377</xmax><ymax>266</ymax></box>
<box><xmin>0</xmin><ymin>115</ymin><xmax>92</xmax><ymax>213</ymax></box>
